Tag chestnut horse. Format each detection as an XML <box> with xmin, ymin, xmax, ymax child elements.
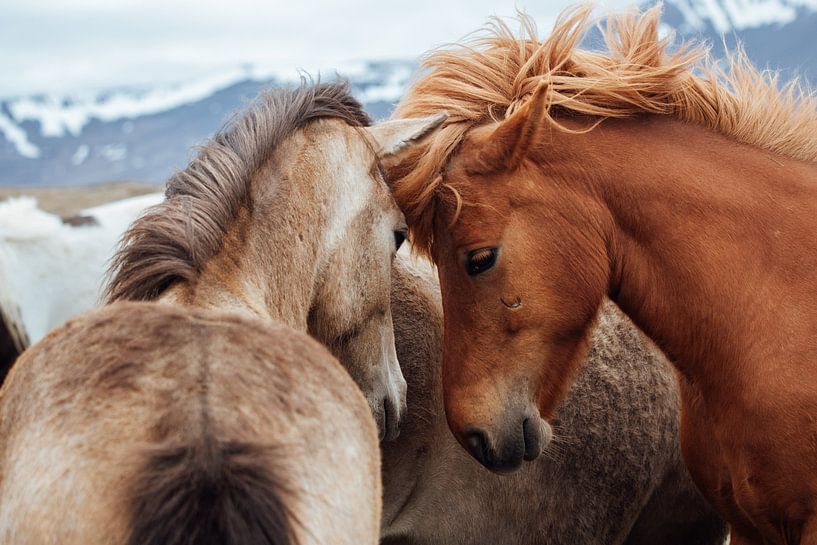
<box><xmin>388</xmin><ymin>7</ymin><xmax>817</xmax><ymax>545</ymax></box>
<box><xmin>0</xmin><ymin>82</ymin><xmax>444</xmax><ymax>544</ymax></box>
<box><xmin>381</xmin><ymin>253</ymin><xmax>726</xmax><ymax>544</ymax></box>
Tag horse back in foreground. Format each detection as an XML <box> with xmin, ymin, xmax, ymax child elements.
<box><xmin>0</xmin><ymin>302</ymin><xmax>379</xmax><ymax>545</ymax></box>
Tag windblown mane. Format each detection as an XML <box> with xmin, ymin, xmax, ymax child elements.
<box><xmin>390</xmin><ymin>5</ymin><xmax>817</xmax><ymax>257</ymax></box>
<box><xmin>105</xmin><ymin>81</ymin><xmax>370</xmax><ymax>302</ymax></box>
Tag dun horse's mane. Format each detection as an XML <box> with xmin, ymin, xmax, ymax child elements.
<box><xmin>391</xmin><ymin>5</ymin><xmax>817</xmax><ymax>257</ymax></box>
<box><xmin>105</xmin><ymin>81</ymin><xmax>370</xmax><ymax>302</ymax></box>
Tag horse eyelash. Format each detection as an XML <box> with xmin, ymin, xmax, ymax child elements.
<box><xmin>471</xmin><ymin>249</ymin><xmax>494</xmax><ymax>262</ymax></box>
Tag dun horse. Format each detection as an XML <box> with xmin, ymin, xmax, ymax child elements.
<box><xmin>389</xmin><ymin>7</ymin><xmax>817</xmax><ymax>545</ymax></box>
<box><xmin>382</xmin><ymin>254</ymin><xmax>726</xmax><ymax>544</ymax></box>
<box><xmin>0</xmin><ymin>82</ymin><xmax>444</xmax><ymax>545</ymax></box>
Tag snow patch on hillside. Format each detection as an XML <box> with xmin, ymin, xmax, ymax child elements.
<box><xmin>0</xmin><ymin>111</ymin><xmax>40</xmax><ymax>159</ymax></box>
<box><xmin>71</xmin><ymin>144</ymin><xmax>89</xmax><ymax>166</ymax></box>
<box><xmin>669</xmin><ymin>0</ymin><xmax>816</xmax><ymax>32</ymax></box>
<box><xmin>357</xmin><ymin>65</ymin><xmax>413</xmax><ymax>104</ymax></box>
<box><xmin>5</xmin><ymin>67</ymin><xmax>252</xmax><ymax>139</ymax></box>
<box><xmin>0</xmin><ymin>61</ymin><xmax>414</xmax><ymax>148</ymax></box>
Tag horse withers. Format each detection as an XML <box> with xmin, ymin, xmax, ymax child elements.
<box><xmin>0</xmin><ymin>82</ymin><xmax>444</xmax><ymax>545</ymax></box>
<box><xmin>389</xmin><ymin>7</ymin><xmax>817</xmax><ymax>544</ymax></box>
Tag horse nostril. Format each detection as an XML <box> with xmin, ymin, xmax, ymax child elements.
<box><xmin>380</xmin><ymin>398</ymin><xmax>390</xmax><ymax>441</ymax></box>
<box><xmin>380</xmin><ymin>396</ymin><xmax>401</xmax><ymax>442</ymax></box>
<box><xmin>463</xmin><ymin>428</ymin><xmax>491</xmax><ymax>466</ymax></box>
<box><xmin>522</xmin><ymin>417</ymin><xmax>543</xmax><ymax>461</ymax></box>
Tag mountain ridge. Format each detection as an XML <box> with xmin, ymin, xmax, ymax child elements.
<box><xmin>1</xmin><ymin>1</ymin><xmax>815</xmax><ymax>187</ymax></box>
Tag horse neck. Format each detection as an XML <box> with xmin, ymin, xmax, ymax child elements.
<box><xmin>559</xmin><ymin>117</ymin><xmax>817</xmax><ymax>398</ymax></box>
<box><xmin>162</xmin><ymin>144</ymin><xmax>337</xmax><ymax>331</ymax></box>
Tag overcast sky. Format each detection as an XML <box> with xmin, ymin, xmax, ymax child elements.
<box><xmin>0</xmin><ymin>0</ymin><xmax>634</xmax><ymax>97</ymax></box>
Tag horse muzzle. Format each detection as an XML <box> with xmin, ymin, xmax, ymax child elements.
<box><xmin>460</xmin><ymin>410</ymin><xmax>552</xmax><ymax>473</ymax></box>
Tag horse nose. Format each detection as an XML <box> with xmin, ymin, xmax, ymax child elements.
<box><xmin>380</xmin><ymin>394</ymin><xmax>402</xmax><ymax>442</ymax></box>
<box><xmin>462</xmin><ymin>425</ymin><xmax>525</xmax><ymax>473</ymax></box>
<box><xmin>463</xmin><ymin>428</ymin><xmax>491</xmax><ymax>466</ymax></box>
<box><xmin>460</xmin><ymin>414</ymin><xmax>549</xmax><ymax>473</ymax></box>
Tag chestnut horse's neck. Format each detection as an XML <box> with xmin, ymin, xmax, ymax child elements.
<box><xmin>548</xmin><ymin>117</ymin><xmax>817</xmax><ymax>400</ymax></box>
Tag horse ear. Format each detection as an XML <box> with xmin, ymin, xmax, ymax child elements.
<box><xmin>366</xmin><ymin>113</ymin><xmax>447</xmax><ymax>168</ymax></box>
<box><xmin>473</xmin><ymin>83</ymin><xmax>548</xmax><ymax>172</ymax></box>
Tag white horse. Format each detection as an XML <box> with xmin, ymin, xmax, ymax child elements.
<box><xmin>0</xmin><ymin>193</ymin><xmax>163</xmax><ymax>376</ymax></box>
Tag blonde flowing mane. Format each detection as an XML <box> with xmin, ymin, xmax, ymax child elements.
<box><xmin>391</xmin><ymin>5</ymin><xmax>817</xmax><ymax>257</ymax></box>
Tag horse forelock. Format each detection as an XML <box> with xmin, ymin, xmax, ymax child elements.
<box><xmin>390</xmin><ymin>4</ymin><xmax>817</xmax><ymax>258</ymax></box>
<box><xmin>104</xmin><ymin>80</ymin><xmax>371</xmax><ymax>303</ymax></box>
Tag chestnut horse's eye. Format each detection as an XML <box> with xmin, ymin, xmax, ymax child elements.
<box><xmin>466</xmin><ymin>247</ymin><xmax>498</xmax><ymax>276</ymax></box>
<box><xmin>394</xmin><ymin>229</ymin><xmax>407</xmax><ymax>251</ymax></box>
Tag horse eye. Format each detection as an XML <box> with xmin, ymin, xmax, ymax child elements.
<box><xmin>394</xmin><ymin>229</ymin><xmax>407</xmax><ymax>251</ymax></box>
<box><xmin>466</xmin><ymin>248</ymin><xmax>498</xmax><ymax>276</ymax></box>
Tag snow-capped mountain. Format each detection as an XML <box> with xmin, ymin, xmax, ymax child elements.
<box><xmin>660</xmin><ymin>0</ymin><xmax>817</xmax><ymax>80</ymax></box>
<box><xmin>665</xmin><ymin>0</ymin><xmax>817</xmax><ymax>32</ymax></box>
<box><xmin>0</xmin><ymin>62</ymin><xmax>415</xmax><ymax>187</ymax></box>
<box><xmin>1</xmin><ymin>0</ymin><xmax>815</xmax><ymax>187</ymax></box>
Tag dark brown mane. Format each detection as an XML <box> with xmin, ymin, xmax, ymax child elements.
<box><xmin>105</xmin><ymin>80</ymin><xmax>371</xmax><ymax>303</ymax></box>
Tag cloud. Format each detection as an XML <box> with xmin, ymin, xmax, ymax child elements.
<box><xmin>0</xmin><ymin>0</ymin><xmax>633</xmax><ymax>96</ymax></box>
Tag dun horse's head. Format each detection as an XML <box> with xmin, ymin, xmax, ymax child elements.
<box><xmin>390</xmin><ymin>83</ymin><xmax>611</xmax><ymax>470</ymax></box>
<box><xmin>306</xmin><ymin>113</ymin><xmax>448</xmax><ymax>441</ymax></box>
<box><xmin>106</xmin><ymin>83</ymin><xmax>447</xmax><ymax>442</ymax></box>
